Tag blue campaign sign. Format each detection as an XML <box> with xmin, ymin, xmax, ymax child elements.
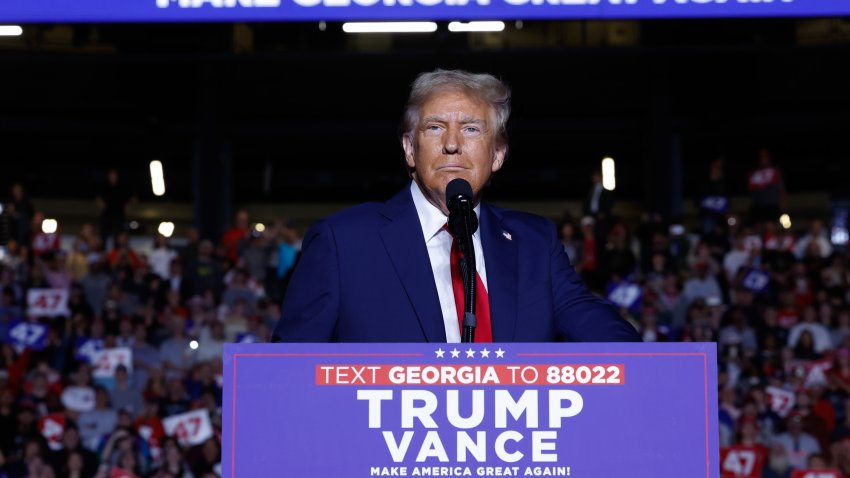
<box><xmin>75</xmin><ymin>337</ymin><xmax>104</xmax><ymax>363</ymax></box>
<box><xmin>742</xmin><ymin>268</ymin><xmax>770</xmax><ymax>293</ymax></box>
<box><xmin>223</xmin><ymin>342</ymin><xmax>719</xmax><ymax>478</ymax></box>
<box><xmin>235</xmin><ymin>333</ymin><xmax>257</xmax><ymax>344</ymax></box>
<box><xmin>700</xmin><ymin>196</ymin><xmax>729</xmax><ymax>215</ymax></box>
<box><xmin>0</xmin><ymin>0</ymin><xmax>847</xmax><ymax>23</ymax></box>
<box><xmin>5</xmin><ymin>320</ymin><xmax>48</xmax><ymax>351</ymax></box>
<box><xmin>606</xmin><ymin>282</ymin><xmax>642</xmax><ymax>313</ymax></box>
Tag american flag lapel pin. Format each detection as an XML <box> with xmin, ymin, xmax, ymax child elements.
<box><xmin>502</xmin><ymin>231</ymin><xmax>512</xmax><ymax>241</ymax></box>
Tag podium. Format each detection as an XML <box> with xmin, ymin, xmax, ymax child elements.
<box><xmin>222</xmin><ymin>342</ymin><xmax>718</xmax><ymax>477</ymax></box>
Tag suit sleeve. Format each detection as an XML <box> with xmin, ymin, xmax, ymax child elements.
<box><xmin>547</xmin><ymin>222</ymin><xmax>640</xmax><ymax>342</ymax></box>
<box><xmin>272</xmin><ymin>220</ymin><xmax>340</xmax><ymax>342</ymax></box>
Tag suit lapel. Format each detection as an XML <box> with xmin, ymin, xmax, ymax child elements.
<box><xmin>480</xmin><ymin>203</ymin><xmax>518</xmax><ymax>342</ymax></box>
<box><xmin>379</xmin><ymin>187</ymin><xmax>447</xmax><ymax>342</ymax></box>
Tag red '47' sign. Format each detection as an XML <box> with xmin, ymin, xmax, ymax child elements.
<box><xmin>720</xmin><ymin>446</ymin><xmax>765</xmax><ymax>478</ymax></box>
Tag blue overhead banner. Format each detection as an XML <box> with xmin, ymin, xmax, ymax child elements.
<box><xmin>0</xmin><ymin>0</ymin><xmax>847</xmax><ymax>22</ymax></box>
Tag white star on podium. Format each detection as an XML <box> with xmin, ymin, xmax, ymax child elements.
<box><xmin>450</xmin><ymin>348</ymin><xmax>460</xmax><ymax>358</ymax></box>
<box><xmin>495</xmin><ymin>348</ymin><xmax>505</xmax><ymax>358</ymax></box>
<box><xmin>465</xmin><ymin>348</ymin><xmax>476</xmax><ymax>358</ymax></box>
<box><xmin>435</xmin><ymin>348</ymin><xmax>445</xmax><ymax>358</ymax></box>
<box><xmin>480</xmin><ymin>348</ymin><xmax>490</xmax><ymax>358</ymax></box>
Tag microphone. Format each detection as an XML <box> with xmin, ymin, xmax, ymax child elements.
<box><xmin>446</xmin><ymin>178</ymin><xmax>478</xmax><ymax>343</ymax></box>
<box><xmin>446</xmin><ymin>178</ymin><xmax>478</xmax><ymax>238</ymax></box>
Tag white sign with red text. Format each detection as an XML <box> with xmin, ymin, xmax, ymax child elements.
<box><xmin>766</xmin><ymin>386</ymin><xmax>796</xmax><ymax>418</ymax></box>
<box><xmin>91</xmin><ymin>347</ymin><xmax>133</xmax><ymax>379</ymax></box>
<box><xmin>805</xmin><ymin>359</ymin><xmax>833</xmax><ymax>389</ymax></box>
<box><xmin>163</xmin><ymin>409</ymin><xmax>213</xmax><ymax>447</ymax></box>
<box><xmin>26</xmin><ymin>289</ymin><xmax>69</xmax><ymax>317</ymax></box>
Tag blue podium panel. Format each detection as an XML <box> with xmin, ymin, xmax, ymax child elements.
<box><xmin>222</xmin><ymin>342</ymin><xmax>719</xmax><ymax>478</ymax></box>
<box><xmin>1</xmin><ymin>0</ymin><xmax>848</xmax><ymax>22</ymax></box>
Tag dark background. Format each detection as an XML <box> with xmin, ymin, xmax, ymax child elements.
<box><xmin>2</xmin><ymin>18</ymin><xmax>849</xmax><ymax>213</ymax></box>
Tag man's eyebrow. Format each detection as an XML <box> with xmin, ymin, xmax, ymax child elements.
<box><xmin>421</xmin><ymin>115</ymin><xmax>445</xmax><ymax>124</ymax></box>
<box><xmin>421</xmin><ymin>114</ymin><xmax>486</xmax><ymax>125</ymax></box>
<box><xmin>460</xmin><ymin>116</ymin><xmax>486</xmax><ymax>125</ymax></box>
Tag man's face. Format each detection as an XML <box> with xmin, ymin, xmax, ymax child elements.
<box><xmin>63</xmin><ymin>428</ymin><xmax>80</xmax><ymax>448</ymax></box>
<box><xmin>403</xmin><ymin>89</ymin><xmax>506</xmax><ymax>214</ymax></box>
<box><xmin>95</xmin><ymin>390</ymin><xmax>109</xmax><ymax>408</ymax></box>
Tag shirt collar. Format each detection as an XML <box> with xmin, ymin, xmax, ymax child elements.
<box><xmin>410</xmin><ymin>181</ymin><xmax>480</xmax><ymax>242</ymax></box>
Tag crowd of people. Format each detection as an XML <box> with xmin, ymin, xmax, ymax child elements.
<box><xmin>0</xmin><ymin>192</ymin><xmax>301</xmax><ymax>477</ymax></box>
<box><xmin>561</xmin><ymin>211</ymin><xmax>846</xmax><ymax>477</ymax></box>
<box><xmin>562</xmin><ymin>154</ymin><xmax>848</xmax><ymax>477</ymax></box>
<box><xmin>0</xmin><ymin>153</ymin><xmax>846</xmax><ymax>478</ymax></box>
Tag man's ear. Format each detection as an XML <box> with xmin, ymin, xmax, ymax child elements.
<box><xmin>402</xmin><ymin>134</ymin><xmax>416</xmax><ymax>169</ymax></box>
<box><xmin>491</xmin><ymin>143</ymin><xmax>507</xmax><ymax>173</ymax></box>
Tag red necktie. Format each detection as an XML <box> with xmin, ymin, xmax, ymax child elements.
<box><xmin>449</xmin><ymin>231</ymin><xmax>493</xmax><ymax>343</ymax></box>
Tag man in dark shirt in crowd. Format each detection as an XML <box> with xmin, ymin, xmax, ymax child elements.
<box><xmin>95</xmin><ymin>169</ymin><xmax>135</xmax><ymax>249</ymax></box>
<box><xmin>747</xmin><ymin>148</ymin><xmax>785</xmax><ymax>225</ymax></box>
<box><xmin>8</xmin><ymin>183</ymin><xmax>35</xmax><ymax>247</ymax></box>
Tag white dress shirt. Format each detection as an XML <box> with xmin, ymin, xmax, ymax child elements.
<box><xmin>410</xmin><ymin>181</ymin><xmax>489</xmax><ymax>343</ymax></box>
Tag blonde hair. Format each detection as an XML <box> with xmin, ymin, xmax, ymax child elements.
<box><xmin>402</xmin><ymin>69</ymin><xmax>511</xmax><ymax>145</ymax></box>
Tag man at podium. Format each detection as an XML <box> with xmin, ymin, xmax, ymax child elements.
<box><xmin>273</xmin><ymin>69</ymin><xmax>639</xmax><ymax>344</ymax></box>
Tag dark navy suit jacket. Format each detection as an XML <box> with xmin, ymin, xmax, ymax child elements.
<box><xmin>273</xmin><ymin>186</ymin><xmax>639</xmax><ymax>343</ymax></box>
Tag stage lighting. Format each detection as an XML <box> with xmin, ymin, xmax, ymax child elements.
<box><xmin>0</xmin><ymin>26</ymin><xmax>23</xmax><ymax>37</ymax></box>
<box><xmin>158</xmin><ymin>221</ymin><xmax>175</xmax><ymax>238</ymax></box>
<box><xmin>448</xmin><ymin>21</ymin><xmax>505</xmax><ymax>32</ymax></box>
<box><xmin>42</xmin><ymin>219</ymin><xmax>58</xmax><ymax>234</ymax></box>
<box><xmin>342</xmin><ymin>22</ymin><xmax>437</xmax><ymax>33</ymax></box>
<box><xmin>602</xmin><ymin>157</ymin><xmax>616</xmax><ymax>191</ymax></box>
<box><xmin>150</xmin><ymin>160</ymin><xmax>166</xmax><ymax>196</ymax></box>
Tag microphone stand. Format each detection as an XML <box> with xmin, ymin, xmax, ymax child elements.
<box><xmin>451</xmin><ymin>201</ymin><xmax>477</xmax><ymax>343</ymax></box>
<box><xmin>459</xmin><ymin>235</ymin><xmax>477</xmax><ymax>343</ymax></box>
